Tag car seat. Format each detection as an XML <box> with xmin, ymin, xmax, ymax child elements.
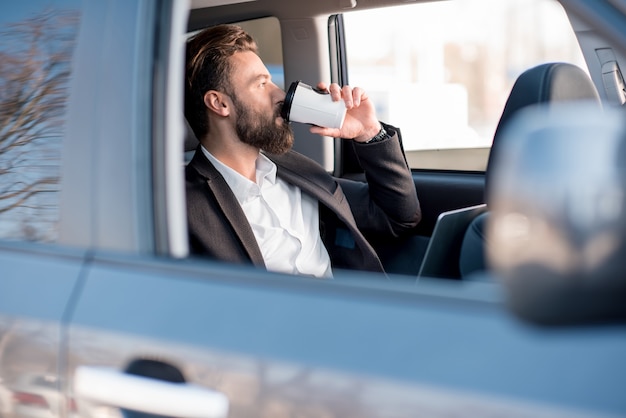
<box><xmin>458</xmin><ymin>62</ymin><xmax>602</xmax><ymax>278</ymax></box>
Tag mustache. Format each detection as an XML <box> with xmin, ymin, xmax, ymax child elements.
<box><xmin>275</xmin><ymin>101</ymin><xmax>285</xmax><ymax>117</ymax></box>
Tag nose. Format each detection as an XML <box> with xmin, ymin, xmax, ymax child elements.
<box><xmin>273</xmin><ymin>82</ymin><xmax>286</xmax><ymax>102</ymax></box>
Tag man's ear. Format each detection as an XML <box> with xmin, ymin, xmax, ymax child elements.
<box><xmin>204</xmin><ymin>90</ymin><xmax>230</xmax><ymax>117</ymax></box>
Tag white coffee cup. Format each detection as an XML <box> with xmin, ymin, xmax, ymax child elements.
<box><xmin>281</xmin><ymin>81</ymin><xmax>347</xmax><ymax>129</ymax></box>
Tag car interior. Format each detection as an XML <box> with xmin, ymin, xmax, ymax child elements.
<box><xmin>458</xmin><ymin>61</ymin><xmax>603</xmax><ymax>278</ymax></box>
<box><xmin>182</xmin><ymin>0</ymin><xmax>623</xmax><ymax>283</ymax></box>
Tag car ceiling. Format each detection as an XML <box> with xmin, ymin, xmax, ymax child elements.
<box><xmin>188</xmin><ymin>0</ymin><xmax>443</xmax><ymax>31</ymax></box>
<box><xmin>188</xmin><ymin>0</ymin><xmax>626</xmax><ymax>78</ymax></box>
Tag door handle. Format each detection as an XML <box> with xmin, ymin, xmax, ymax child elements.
<box><xmin>74</xmin><ymin>366</ymin><xmax>229</xmax><ymax>418</ymax></box>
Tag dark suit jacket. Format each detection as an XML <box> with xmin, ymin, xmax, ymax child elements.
<box><xmin>186</xmin><ymin>124</ymin><xmax>421</xmax><ymax>275</ymax></box>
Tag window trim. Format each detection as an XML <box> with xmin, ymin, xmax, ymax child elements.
<box><xmin>153</xmin><ymin>0</ymin><xmax>190</xmax><ymax>258</ymax></box>
<box><xmin>329</xmin><ymin>13</ymin><xmax>363</xmax><ymax>178</ymax></box>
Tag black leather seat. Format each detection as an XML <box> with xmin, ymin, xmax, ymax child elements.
<box><xmin>459</xmin><ymin>62</ymin><xmax>602</xmax><ymax>278</ymax></box>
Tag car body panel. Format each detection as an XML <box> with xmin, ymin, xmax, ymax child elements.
<box><xmin>0</xmin><ymin>245</ymin><xmax>84</xmax><ymax>417</ymax></box>
<box><xmin>63</xmin><ymin>254</ymin><xmax>626</xmax><ymax>417</ymax></box>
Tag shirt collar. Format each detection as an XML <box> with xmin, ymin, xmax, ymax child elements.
<box><xmin>201</xmin><ymin>146</ymin><xmax>277</xmax><ymax>204</ymax></box>
<box><xmin>257</xmin><ymin>152</ymin><xmax>277</xmax><ymax>185</ymax></box>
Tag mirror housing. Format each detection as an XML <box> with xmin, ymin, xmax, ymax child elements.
<box><xmin>487</xmin><ymin>103</ymin><xmax>626</xmax><ymax>325</ymax></box>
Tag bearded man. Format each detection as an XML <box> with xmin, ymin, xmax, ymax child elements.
<box><xmin>185</xmin><ymin>24</ymin><xmax>421</xmax><ymax>278</ymax></box>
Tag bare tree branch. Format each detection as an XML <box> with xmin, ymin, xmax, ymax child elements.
<box><xmin>0</xmin><ymin>8</ymin><xmax>79</xmax><ymax>240</ymax></box>
<box><xmin>0</xmin><ymin>177</ymin><xmax>57</xmax><ymax>214</ymax></box>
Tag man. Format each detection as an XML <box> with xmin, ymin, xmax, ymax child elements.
<box><xmin>185</xmin><ymin>24</ymin><xmax>420</xmax><ymax>278</ymax></box>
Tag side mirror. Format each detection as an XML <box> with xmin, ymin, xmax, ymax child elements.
<box><xmin>487</xmin><ymin>103</ymin><xmax>626</xmax><ymax>325</ymax></box>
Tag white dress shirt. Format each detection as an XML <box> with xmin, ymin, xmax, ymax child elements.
<box><xmin>202</xmin><ymin>146</ymin><xmax>333</xmax><ymax>278</ymax></box>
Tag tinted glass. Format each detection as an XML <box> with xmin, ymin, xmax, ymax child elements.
<box><xmin>0</xmin><ymin>1</ymin><xmax>81</xmax><ymax>242</ymax></box>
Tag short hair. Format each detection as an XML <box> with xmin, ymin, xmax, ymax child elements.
<box><xmin>184</xmin><ymin>24</ymin><xmax>258</xmax><ymax>140</ymax></box>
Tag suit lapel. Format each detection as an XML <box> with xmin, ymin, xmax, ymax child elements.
<box><xmin>189</xmin><ymin>148</ymin><xmax>265</xmax><ymax>267</ymax></box>
<box><xmin>269</xmin><ymin>151</ymin><xmax>358</xmax><ymax>228</ymax></box>
<box><xmin>270</xmin><ymin>152</ymin><xmax>384</xmax><ymax>273</ymax></box>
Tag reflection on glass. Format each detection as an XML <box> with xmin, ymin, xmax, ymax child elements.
<box><xmin>488</xmin><ymin>104</ymin><xmax>626</xmax><ymax>275</ymax></box>
<box><xmin>0</xmin><ymin>4</ymin><xmax>80</xmax><ymax>242</ymax></box>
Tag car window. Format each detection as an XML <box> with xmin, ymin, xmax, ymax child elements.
<box><xmin>0</xmin><ymin>1</ymin><xmax>81</xmax><ymax>242</ymax></box>
<box><xmin>342</xmin><ymin>0</ymin><xmax>587</xmax><ymax>170</ymax></box>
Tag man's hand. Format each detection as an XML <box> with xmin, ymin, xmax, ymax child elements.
<box><xmin>309</xmin><ymin>82</ymin><xmax>382</xmax><ymax>143</ymax></box>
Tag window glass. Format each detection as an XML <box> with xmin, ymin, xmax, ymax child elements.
<box><xmin>0</xmin><ymin>1</ymin><xmax>81</xmax><ymax>242</ymax></box>
<box><xmin>342</xmin><ymin>0</ymin><xmax>586</xmax><ymax>170</ymax></box>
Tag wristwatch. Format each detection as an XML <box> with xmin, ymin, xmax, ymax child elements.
<box><xmin>364</xmin><ymin>126</ymin><xmax>389</xmax><ymax>144</ymax></box>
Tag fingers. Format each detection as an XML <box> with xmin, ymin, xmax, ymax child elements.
<box><xmin>325</xmin><ymin>83</ymin><xmax>343</xmax><ymax>102</ymax></box>
<box><xmin>334</xmin><ymin>85</ymin><xmax>354</xmax><ymax>108</ymax></box>
<box><xmin>309</xmin><ymin>125</ymin><xmax>340</xmax><ymax>138</ymax></box>
<box><xmin>311</xmin><ymin>82</ymin><xmax>376</xmax><ymax>140</ymax></box>
<box><xmin>351</xmin><ymin>87</ymin><xmax>365</xmax><ymax>107</ymax></box>
<box><xmin>317</xmin><ymin>82</ymin><xmax>366</xmax><ymax>108</ymax></box>
<box><xmin>316</xmin><ymin>81</ymin><xmax>329</xmax><ymax>92</ymax></box>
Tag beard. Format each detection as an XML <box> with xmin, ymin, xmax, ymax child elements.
<box><xmin>231</xmin><ymin>93</ymin><xmax>294</xmax><ymax>155</ymax></box>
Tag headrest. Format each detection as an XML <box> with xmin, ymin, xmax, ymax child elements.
<box><xmin>486</xmin><ymin>62</ymin><xmax>601</xmax><ymax>199</ymax></box>
<box><xmin>184</xmin><ymin>118</ymin><xmax>200</xmax><ymax>152</ymax></box>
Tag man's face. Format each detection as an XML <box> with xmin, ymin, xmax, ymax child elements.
<box><xmin>226</xmin><ymin>51</ymin><xmax>294</xmax><ymax>155</ymax></box>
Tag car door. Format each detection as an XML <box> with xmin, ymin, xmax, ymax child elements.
<box><xmin>69</xmin><ymin>255</ymin><xmax>626</xmax><ymax>418</ymax></box>
<box><xmin>59</xmin><ymin>1</ymin><xmax>626</xmax><ymax>418</ymax></box>
<box><xmin>0</xmin><ymin>247</ymin><xmax>84</xmax><ymax>418</ymax></box>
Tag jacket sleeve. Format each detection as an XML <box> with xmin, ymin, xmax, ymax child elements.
<box><xmin>337</xmin><ymin>123</ymin><xmax>421</xmax><ymax>237</ymax></box>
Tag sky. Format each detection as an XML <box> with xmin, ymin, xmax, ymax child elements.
<box><xmin>0</xmin><ymin>0</ymin><xmax>80</xmax><ymax>25</ymax></box>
